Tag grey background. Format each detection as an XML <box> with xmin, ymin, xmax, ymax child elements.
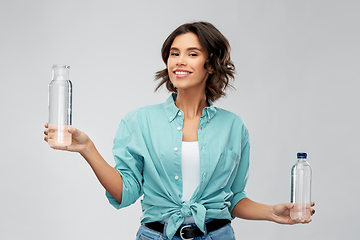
<box><xmin>1</xmin><ymin>0</ymin><xmax>359</xmax><ymax>239</ymax></box>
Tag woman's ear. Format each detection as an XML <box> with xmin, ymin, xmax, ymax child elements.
<box><xmin>206</xmin><ymin>53</ymin><xmax>213</xmax><ymax>74</ymax></box>
<box><xmin>205</xmin><ymin>62</ymin><xmax>213</xmax><ymax>74</ymax></box>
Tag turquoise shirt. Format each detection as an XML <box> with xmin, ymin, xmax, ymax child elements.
<box><xmin>106</xmin><ymin>94</ymin><xmax>250</xmax><ymax>239</ymax></box>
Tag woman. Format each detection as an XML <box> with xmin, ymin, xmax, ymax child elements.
<box><xmin>44</xmin><ymin>22</ymin><xmax>314</xmax><ymax>240</ymax></box>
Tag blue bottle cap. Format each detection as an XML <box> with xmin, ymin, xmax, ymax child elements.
<box><xmin>297</xmin><ymin>152</ymin><xmax>307</xmax><ymax>158</ymax></box>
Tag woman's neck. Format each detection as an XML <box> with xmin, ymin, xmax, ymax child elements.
<box><xmin>175</xmin><ymin>89</ymin><xmax>208</xmax><ymax>119</ymax></box>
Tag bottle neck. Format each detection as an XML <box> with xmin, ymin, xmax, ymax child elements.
<box><xmin>52</xmin><ymin>65</ymin><xmax>70</xmax><ymax>80</ymax></box>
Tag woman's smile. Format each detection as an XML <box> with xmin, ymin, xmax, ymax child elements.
<box><xmin>174</xmin><ymin>69</ymin><xmax>192</xmax><ymax>78</ymax></box>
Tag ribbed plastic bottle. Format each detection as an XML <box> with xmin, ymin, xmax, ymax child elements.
<box><xmin>290</xmin><ymin>152</ymin><xmax>312</xmax><ymax>220</ymax></box>
<box><xmin>48</xmin><ymin>65</ymin><xmax>72</xmax><ymax>146</ymax></box>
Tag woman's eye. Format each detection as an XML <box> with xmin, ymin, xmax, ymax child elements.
<box><xmin>189</xmin><ymin>53</ymin><xmax>198</xmax><ymax>56</ymax></box>
<box><xmin>170</xmin><ymin>52</ymin><xmax>179</xmax><ymax>56</ymax></box>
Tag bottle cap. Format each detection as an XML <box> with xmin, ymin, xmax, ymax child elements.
<box><xmin>297</xmin><ymin>152</ymin><xmax>307</xmax><ymax>159</ymax></box>
<box><xmin>52</xmin><ymin>65</ymin><xmax>70</xmax><ymax>80</ymax></box>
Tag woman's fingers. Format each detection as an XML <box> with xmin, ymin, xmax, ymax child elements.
<box><xmin>50</xmin><ymin>145</ymin><xmax>69</xmax><ymax>151</ymax></box>
<box><xmin>310</xmin><ymin>203</ymin><xmax>316</xmax><ymax>216</ymax></box>
<box><xmin>44</xmin><ymin>123</ymin><xmax>49</xmax><ymax>136</ymax></box>
<box><xmin>311</xmin><ymin>208</ymin><xmax>315</xmax><ymax>215</ymax></box>
<box><xmin>287</xmin><ymin>203</ymin><xmax>294</xmax><ymax>209</ymax></box>
<box><xmin>44</xmin><ymin>123</ymin><xmax>49</xmax><ymax>143</ymax></box>
<box><xmin>44</xmin><ymin>124</ymin><xmax>49</xmax><ymax>142</ymax></box>
<box><xmin>69</xmin><ymin>127</ymin><xmax>82</xmax><ymax>138</ymax></box>
<box><xmin>68</xmin><ymin>126</ymin><xmax>77</xmax><ymax>135</ymax></box>
<box><xmin>302</xmin><ymin>219</ymin><xmax>312</xmax><ymax>224</ymax></box>
<box><xmin>293</xmin><ymin>218</ymin><xmax>312</xmax><ymax>224</ymax></box>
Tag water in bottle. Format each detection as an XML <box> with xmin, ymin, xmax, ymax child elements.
<box><xmin>48</xmin><ymin>65</ymin><xmax>72</xmax><ymax>146</ymax></box>
<box><xmin>290</xmin><ymin>152</ymin><xmax>312</xmax><ymax>220</ymax></box>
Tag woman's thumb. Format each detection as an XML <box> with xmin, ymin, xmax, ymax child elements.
<box><xmin>287</xmin><ymin>203</ymin><xmax>294</xmax><ymax>209</ymax></box>
<box><xmin>68</xmin><ymin>126</ymin><xmax>77</xmax><ymax>134</ymax></box>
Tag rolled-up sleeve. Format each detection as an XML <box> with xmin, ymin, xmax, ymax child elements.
<box><xmin>229</xmin><ymin>129</ymin><xmax>250</xmax><ymax>214</ymax></box>
<box><xmin>106</xmin><ymin>118</ymin><xmax>144</xmax><ymax>209</ymax></box>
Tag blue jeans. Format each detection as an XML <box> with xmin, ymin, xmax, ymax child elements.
<box><xmin>135</xmin><ymin>221</ymin><xmax>236</xmax><ymax>240</ymax></box>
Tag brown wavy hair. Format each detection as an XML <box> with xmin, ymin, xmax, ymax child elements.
<box><xmin>155</xmin><ymin>21</ymin><xmax>235</xmax><ymax>102</ymax></box>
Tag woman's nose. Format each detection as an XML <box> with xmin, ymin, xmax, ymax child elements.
<box><xmin>176</xmin><ymin>55</ymin><xmax>186</xmax><ymax>66</ymax></box>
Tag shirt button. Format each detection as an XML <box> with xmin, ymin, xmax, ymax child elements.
<box><xmin>170</xmin><ymin>116</ymin><xmax>173</xmax><ymax>120</ymax></box>
<box><xmin>174</xmin><ymin>147</ymin><xmax>178</xmax><ymax>151</ymax></box>
<box><xmin>175</xmin><ymin>176</ymin><xmax>179</xmax><ymax>180</ymax></box>
<box><xmin>202</xmin><ymin>147</ymin><xmax>205</xmax><ymax>152</ymax></box>
<box><xmin>203</xmin><ymin>173</ymin><xmax>206</xmax><ymax>179</ymax></box>
<box><xmin>178</xmin><ymin>112</ymin><xmax>182</xmax><ymax>116</ymax></box>
<box><xmin>177</xmin><ymin>127</ymin><xmax>181</xmax><ymax>131</ymax></box>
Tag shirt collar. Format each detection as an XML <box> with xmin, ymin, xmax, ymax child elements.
<box><xmin>164</xmin><ymin>93</ymin><xmax>217</xmax><ymax>123</ymax></box>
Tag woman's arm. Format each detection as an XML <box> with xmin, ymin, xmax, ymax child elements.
<box><xmin>79</xmin><ymin>140</ymin><xmax>123</xmax><ymax>203</ymax></box>
<box><xmin>231</xmin><ymin>198</ymin><xmax>315</xmax><ymax>224</ymax></box>
<box><xmin>44</xmin><ymin>124</ymin><xmax>123</xmax><ymax>203</ymax></box>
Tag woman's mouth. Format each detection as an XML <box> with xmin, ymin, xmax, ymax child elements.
<box><xmin>174</xmin><ymin>70</ymin><xmax>191</xmax><ymax>78</ymax></box>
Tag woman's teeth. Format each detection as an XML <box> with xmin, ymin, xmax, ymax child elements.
<box><xmin>175</xmin><ymin>71</ymin><xmax>190</xmax><ymax>75</ymax></box>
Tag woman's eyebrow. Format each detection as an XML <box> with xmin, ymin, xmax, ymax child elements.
<box><xmin>187</xmin><ymin>47</ymin><xmax>202</xmax><ymax>51</ymax></box>
<box><xmin>170</xmin><ymin>47</ymin><xmax>202</xmax><ymax>51</ymax></box>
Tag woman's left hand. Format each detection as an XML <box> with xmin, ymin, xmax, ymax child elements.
<box><xmin>271</xmin><ymin>202</ymin><xmax>315</xmax><ymax>224</ymax></box>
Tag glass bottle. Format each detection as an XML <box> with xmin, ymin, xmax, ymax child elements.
<box><xmin>290</xmin><ymin>152</ymin><xmax>312</xmax><ymax>220</ymax></box>
<box><xmin>48</xmin><ymin>65</ymin><xmax>72</xmax><ymax>146</ymax></box>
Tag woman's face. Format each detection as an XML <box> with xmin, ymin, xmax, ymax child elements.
<box><xmin>167</xmin><ymin>32</ymin><xmax>210</xmax><ymax>92</ymax></box>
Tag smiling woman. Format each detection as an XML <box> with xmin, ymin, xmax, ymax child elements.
<box><xmin>44</xmin><ymin>21</ymin><xmax>315</xmax><ymax>240</ymax></box>
<box><xmin>155</xmin><ymin>21</ymin><xmax>235</xmax><ymax>102</ymax></box>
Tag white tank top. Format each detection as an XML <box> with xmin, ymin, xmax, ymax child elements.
<box><xmin>181</xmin><ymin>141</ymin><xmax>200</xmax><ymax>201</ymax></box>
<box><xmin>163</xmin><ymin>141</ymin><xmax>203</xmax><ymax>224</ymax></box>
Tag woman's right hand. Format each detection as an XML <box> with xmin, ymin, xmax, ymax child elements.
<box><xmin>44</xmin><ymin>123</ymin><xmax>93</xmax><ymax>153</ymax></box>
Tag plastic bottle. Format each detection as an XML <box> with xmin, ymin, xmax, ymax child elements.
<box><xmin>290</xmin><ymin>152</ymin><xmax>312</xmax><ymax>220</ymax></box>
<box><xmin>48</xmin><ymin>65</ymin><xmax>72</xmax><ymax>146</ymax></box>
